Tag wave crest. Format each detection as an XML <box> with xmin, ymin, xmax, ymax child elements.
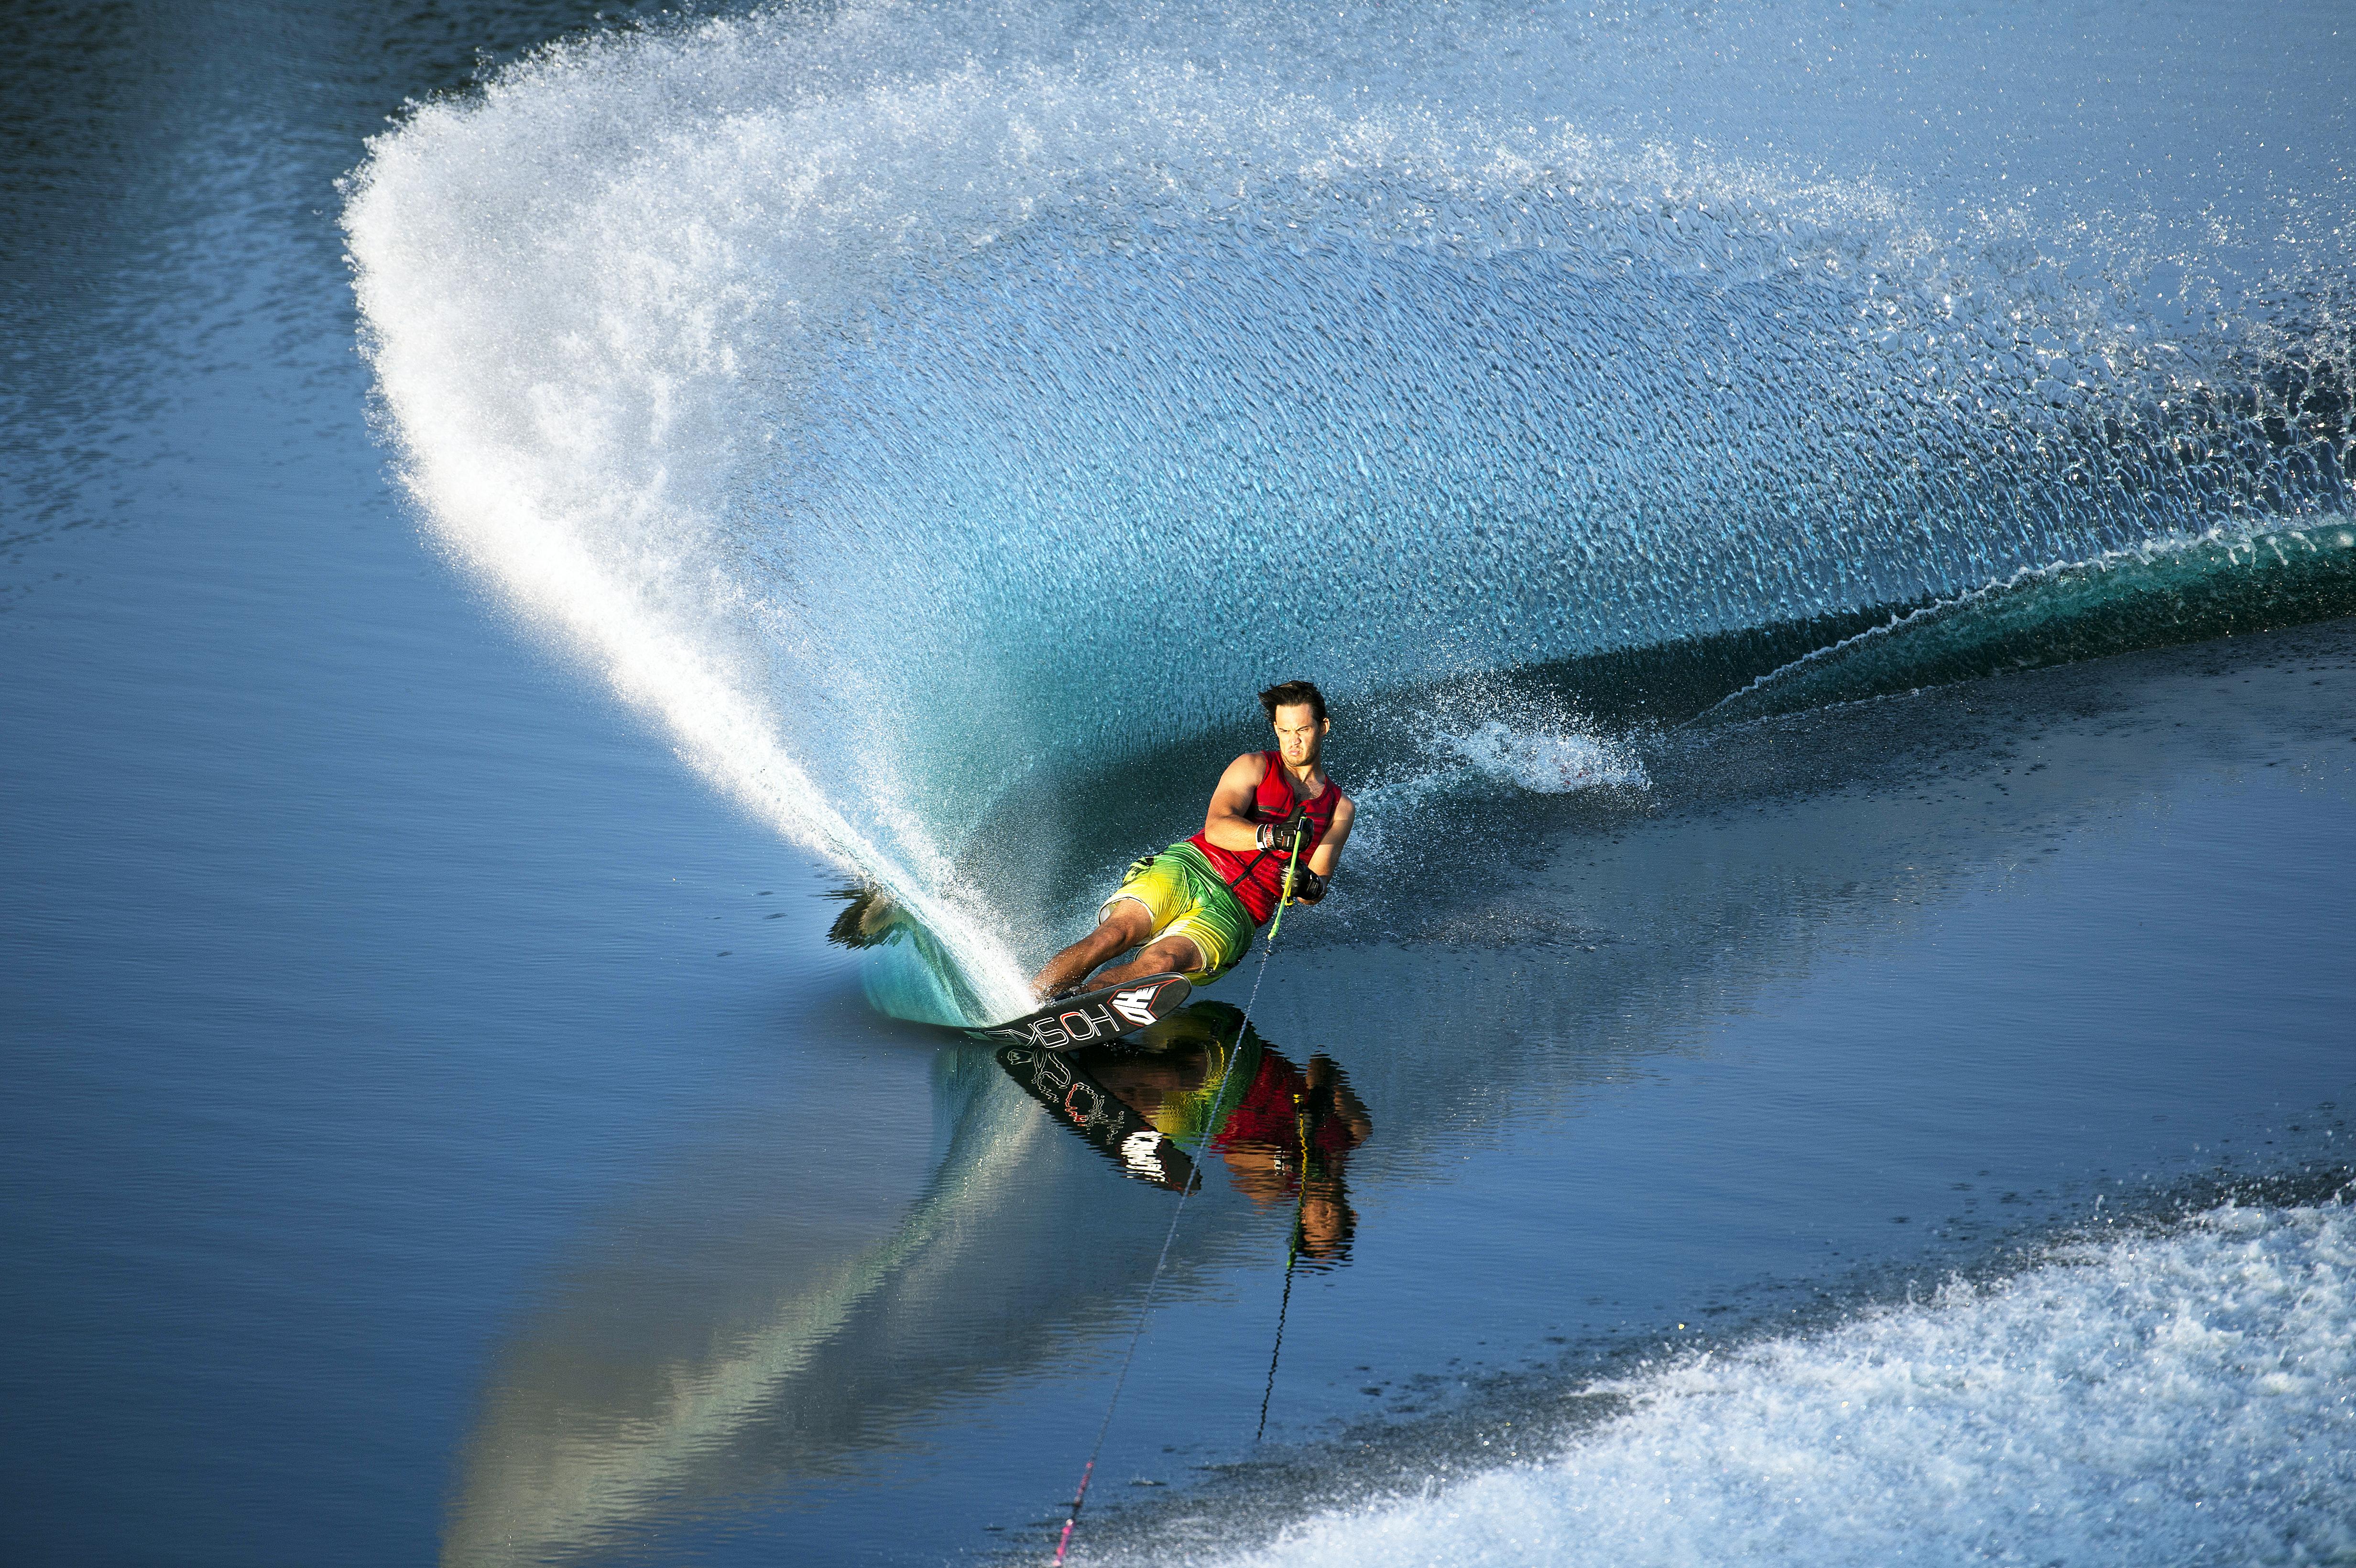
<box><xmin>342</xmin><ymin>1</ymin><xmax>2353</xmax><ymax>1013</ymax></box>
<box><xmin>1705</xmin><ymin>521</ymin><xmax>2356</xmax><ymax>724</ymax></box>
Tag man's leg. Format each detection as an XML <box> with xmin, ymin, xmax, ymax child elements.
<box><xmin>1091</xmin><ymin>932</ymin><xmax>1205</xmax><ymax>989</ymax></box>
<box><xmin>1031</xmin><ymin>900</ymin><xmax>1157</xmax><ymax>1000</ymax></box>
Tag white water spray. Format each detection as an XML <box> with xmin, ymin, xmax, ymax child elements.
<box><xmin>1198</xmin><ymin>1199</ymin><xmax>2356</xmax><ymax>1568</ymax></box>
<box><xmin>343</xmin><ymin>0</ymin><xmax>2349</xmax><ymax>1017</ymax></box>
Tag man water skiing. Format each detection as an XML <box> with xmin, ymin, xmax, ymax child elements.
<box><xmin>1032</xmin><ymin>680</ymin><xmax>1356</xmax><ymax>1001</ymax></box>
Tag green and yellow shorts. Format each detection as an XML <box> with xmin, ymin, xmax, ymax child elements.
<box><xmin>1102</xmin><ymin>841</ymin><xmax>1254</xmax><ymax>986</ymax></box>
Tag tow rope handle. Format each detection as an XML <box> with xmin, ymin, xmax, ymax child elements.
<box><xmin>1265</xmin><ymin>814</ymin><xmax>1309</xmax><ymax>945</ymax></box>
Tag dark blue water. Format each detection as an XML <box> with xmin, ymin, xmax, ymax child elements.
<box><xmin>3</xmin><ymin>2</ymin><xmax>2352</xmax><ymax>1565</ymax></box>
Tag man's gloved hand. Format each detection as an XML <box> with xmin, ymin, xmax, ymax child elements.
<box><xmin>1287</xmin><ymin>867</ymin><xmax>1327</xmax><ymax>904</ymax></box>
<box><xmin>1256</xmin><ymin>814</ymin><xmax>1312</xmax><ymax>854</ymax></box>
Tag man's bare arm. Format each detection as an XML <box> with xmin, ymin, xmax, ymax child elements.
<box><xmin>1200</xmin><ymin>752</ymin><xmax>1271</xmax><ymax>853</ymax></box>
<box><xmin>1306</xmin><ymin>795</ymin><xmax>1354</xmax><ymax>878</ymax></box>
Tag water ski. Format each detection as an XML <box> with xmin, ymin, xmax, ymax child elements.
<box><xmin>968</xmin><ymin>973</ymin><xmax>1192</xmax><ymax>1051</ymax></box>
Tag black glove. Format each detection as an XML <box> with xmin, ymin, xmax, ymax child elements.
<box><xmin>1287</xmin><ymin>867</ymin><xmax>1327</xmax><ymax>904</ymax></box>
<box><xmin>1256</xmin><ymin>814</ymin><xmax>1311</xmax><ymax>854</ymax></box>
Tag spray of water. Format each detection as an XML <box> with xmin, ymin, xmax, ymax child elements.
<box><xmin>342</xmin><ymin>0</ymin><xmax>2352</xmax><ymax>1017</ymax></box>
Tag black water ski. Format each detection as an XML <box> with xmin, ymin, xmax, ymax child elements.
<box><xmin>968</xmin><ymin>973</ymin><xmax>1191</xmax><ymax>1051</ymax></box>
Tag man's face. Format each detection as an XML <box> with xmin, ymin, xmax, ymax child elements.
<box><xmin>1272</xmin><ymin>703</ymin><xmax>1325</xmax><ymax>767</ymax></box>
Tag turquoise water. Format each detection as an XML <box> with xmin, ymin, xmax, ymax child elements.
<box><xmin>3</xmin><ymin>1</ymin><xmax>2353</xmax><ymax>1564</ymax></box>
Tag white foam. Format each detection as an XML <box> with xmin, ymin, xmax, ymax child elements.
<box><xmin>1436</xmin><ymin>719</ymin><xmax>1647</xmax><ymax>795</ymax></box>
<box><xmin>1333</xmin><ymin>720</ymin><xmax>1642</xmax><ymax>870</ymax></box>
<box><xmin>1201</xmin><ymin>1200</ymin><xmax>2356</xmax><ymax>1568</ymax></box>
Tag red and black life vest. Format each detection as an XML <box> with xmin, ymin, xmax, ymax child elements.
<box><xmin>1189</xmin><ymin>751</ymin><xmax>1342</xmax><ymax>925</ymax></box>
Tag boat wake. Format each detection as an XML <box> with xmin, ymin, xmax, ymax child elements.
<box><xmin>1141</xmin><ymin>1194</ymin><xmax>2356</xmax><ymax>1568</ymax></box>
<box><xmin>1707</xmin><ymin>521</ymin><xmax>2356</xmax><ymax>725</ymax></box>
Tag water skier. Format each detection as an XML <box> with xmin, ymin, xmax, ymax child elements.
<box><xmin>1031</xmin><ymin>679</ymin><xmax>1356</xmax><ymax>1001</ymax></box>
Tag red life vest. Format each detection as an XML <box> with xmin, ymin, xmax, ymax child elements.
<box><xmin>1190</xmin><ymin>751</ymin><xmax>1342</xmax><ymax>925</ymax></box>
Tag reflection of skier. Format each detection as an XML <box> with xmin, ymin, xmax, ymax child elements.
<box><xmin>1078</xmin><ymin>1003</ymin><xmax>1372</xmax><ymax>1263</ymax></box>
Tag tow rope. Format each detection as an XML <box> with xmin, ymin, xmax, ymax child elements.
<box><xmin>1049</xmin><ymin>825</ymin><xmax>1309</xmax><ymax>1565</ymax></box>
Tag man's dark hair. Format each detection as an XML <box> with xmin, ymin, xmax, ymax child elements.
<box><xmin>1259</xmin><ymin>679</ymin><xmax>1327</xmax><ymax>724</ymax></box>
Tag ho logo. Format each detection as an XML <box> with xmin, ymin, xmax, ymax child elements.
<box><xmin>1030</xmin><ymin>1002</ymin><xmax>1120</xmax><ymax>1048</ymax></box>
<box><xmin>988</xmin><ymin>976</ymin><xmax>1178</xmax><ymax>1052</ymax></box>
<box><xmin>1111</xmin><ymin>983</ymin><xmax>1167</xmax><ymax>1028</ymax></box>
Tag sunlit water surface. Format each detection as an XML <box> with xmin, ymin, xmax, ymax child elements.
<box><xmin>2</xmin><ymin>1</ymin><xmax>2351</xmax><ymax>1565</ymax></box>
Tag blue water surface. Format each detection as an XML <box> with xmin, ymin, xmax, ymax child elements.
<box><xmin>2</xmin><ymin>2</ymin><xmax>2352</xmax><ymax>1566</ymax></box>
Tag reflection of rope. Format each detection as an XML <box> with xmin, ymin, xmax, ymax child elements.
<box><xmin>1049</xmin><ymin>830</ymin><xmax>1307</xmax><ymax>1567</ymax></box>
<box><xmin>1255</xmin><ymin>1089</ymin><xmax>1312</xmax><ymax>1442</ymax></box>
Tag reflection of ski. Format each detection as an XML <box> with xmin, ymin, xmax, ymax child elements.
<box><xmin>967</xmin><ymin>973</ymin><xmax>1191</xmax><ymax>1051</ymax></box>
<box><xmin>993</xmin><ymin>1044</ymin><xmax>1197</xmax><ymax>1192</ymax></box>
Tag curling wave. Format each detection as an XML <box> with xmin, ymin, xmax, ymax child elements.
<box><xmin>341</xmin><ymin>0</ymin><xmax>2355</xmax><ymax>1016</ymax></box>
